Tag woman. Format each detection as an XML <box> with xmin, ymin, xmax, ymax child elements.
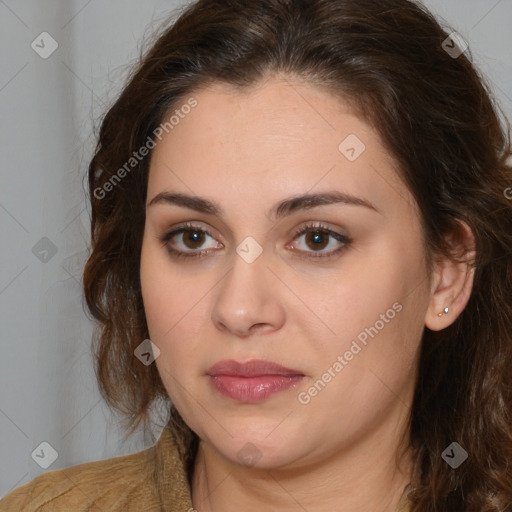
<box><xmin>2</xmin><ymin>0</ymin><xmax>511</xmax><ymax>510</ymax></box>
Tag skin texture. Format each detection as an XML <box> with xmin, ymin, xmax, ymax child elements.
<box><xmin>140</xmin><ymin>74</ymin><xmax>475</xmax><ymax>512</ymax></box>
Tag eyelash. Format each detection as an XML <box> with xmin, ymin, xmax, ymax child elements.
<box><xmin>159</xmin><ymin>221</ymin><xmax>351</xmax><ymax>260</ymax></box>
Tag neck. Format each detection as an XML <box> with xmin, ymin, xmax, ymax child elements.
<box><xmin>191</xmin><ymin>426</ymin><xmax>412</xmax><ymax>512</ymax></box>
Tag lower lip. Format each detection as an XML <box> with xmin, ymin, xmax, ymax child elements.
<box><xmin>208</xmin><ymin>375</ymin><xmax>304</xmax><ymax>403</ymax></box>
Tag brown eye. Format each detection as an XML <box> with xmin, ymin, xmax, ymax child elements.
<box><xmin>290</xmin><ymin>223</ymin><xmax>351</xmax><ymax>259</ymax></box>
<box><xmin>159</xmin><ymin>223</ymin><xmax>222</xmax><ymax>259</ymax></box>
<box><xmin>304</xmin><ymin>229</ymin><xmax>330</xmax><ymax>251</ymax></box>
<box><xmin>181</xmin><ymin>229</ymin><xmax>207</xmax><ymax>249</ymax></box>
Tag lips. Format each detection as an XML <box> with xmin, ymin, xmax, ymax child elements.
<box><xmin>206</xmin><ymin>359</ymin><xmax>305</xmax><ymax>403</ymax></box>
<box><xmin>206</xmin><ymin>359</ymin><xmax>304</xmax><ymax>377</ymax></box>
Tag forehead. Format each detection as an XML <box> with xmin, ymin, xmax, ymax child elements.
<box><xmin>147</xmin><ymin>76</ymin><xmax>416</xmax><ymax>221</ymax></box>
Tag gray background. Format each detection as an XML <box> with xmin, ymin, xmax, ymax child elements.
<box><xmin>1</xmin><ymin>0</ymin><xmax>511</xmax><ymax>500</ymax></box>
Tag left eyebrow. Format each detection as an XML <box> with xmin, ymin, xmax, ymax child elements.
<box><xmin>147</xmin><ymin>190</ymin><xmax>381</xmax><ymax>220</ymax></box>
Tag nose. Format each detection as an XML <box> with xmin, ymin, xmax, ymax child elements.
<box><xmin>210</xmin><ymin>249</ymin><xmax>286</xmax><ymax>338</ymax></box>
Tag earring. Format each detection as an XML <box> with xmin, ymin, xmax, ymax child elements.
<box><xmin>438</xmin><ymin>306</ymin><xmax>450</xmax><ymax>317</ymax></box>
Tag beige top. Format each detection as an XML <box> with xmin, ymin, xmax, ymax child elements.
<box><xmin>0</xmin><ymin>417</ymin><xmax>412</xmax><ymax>511</ymax></box>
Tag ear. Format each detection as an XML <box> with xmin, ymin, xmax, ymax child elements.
<box><xmin>424</xmin><ymin>221</ymin><xmax>477</xmax><ymax>331</ymax></box>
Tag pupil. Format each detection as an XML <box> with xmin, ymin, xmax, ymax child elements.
<box><xmin>308</xmin><ymin>230</ymin><xmax>328</xmax><ymax>250</ymax></box>
<box><xmin>186</xmin><ymin>230</ymin><xmax>203</xmax><ymax>248</ymax></box>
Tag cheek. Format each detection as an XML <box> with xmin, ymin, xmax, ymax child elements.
<box><xmin>140</xmin><ymin>236</ymin><xmax>207</xmax><ymax>384</ymax></box>
<box><xmin>140</xmin><ymin>252</ymin><xmax>169</xmax><ymax>339</ymax></box>
<box><xmin>307</xmin><ymin>244</ymin><xmax>411</xmax><ymax>344</ymax></box>
<box><xmin>297</xmin><ymin>300</ymin><xmax>421</xmax><ymax>445</ymax></box>
<box><xmin>140</xmin><ymin>233</ymin><xmax>197</xmax><ymax>340</ymax></box>
<box><xmin>301</xmin><ymin>239</ymin><xmax>424</xmax><ymax>389</ymax></box>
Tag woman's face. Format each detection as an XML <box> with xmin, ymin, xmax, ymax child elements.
<box><xmin>140</xmin><ymin>75</ymin><xmax>432</xmax><ymax>471</ymax></box>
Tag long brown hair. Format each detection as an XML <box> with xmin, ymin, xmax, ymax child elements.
<box><xmin>83</xmin><ymin>0</ymin><xmax>512</xmax><ymax>509</ymax></box>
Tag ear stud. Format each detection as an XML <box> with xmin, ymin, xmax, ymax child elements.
<box><xmin>438</xmin><ymin>306</ymin><xmax>450</xmax><ymax>317</ymax></box>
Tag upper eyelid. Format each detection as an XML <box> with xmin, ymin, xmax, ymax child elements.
<box><xmin>164</xmin><ymin>222</ymin><xmax>347</xmax><ymax>247</ymax></box>
<box><xmin>166</xmin><ymin>220</ymin><xmax>343</xmax><ymax>235</ymax></box>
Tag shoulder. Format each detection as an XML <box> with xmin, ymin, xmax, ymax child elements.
<box><xmin>0</xmin><ymin>445</ymin><xmax>160</xmax><ymax>512</ymax></box>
